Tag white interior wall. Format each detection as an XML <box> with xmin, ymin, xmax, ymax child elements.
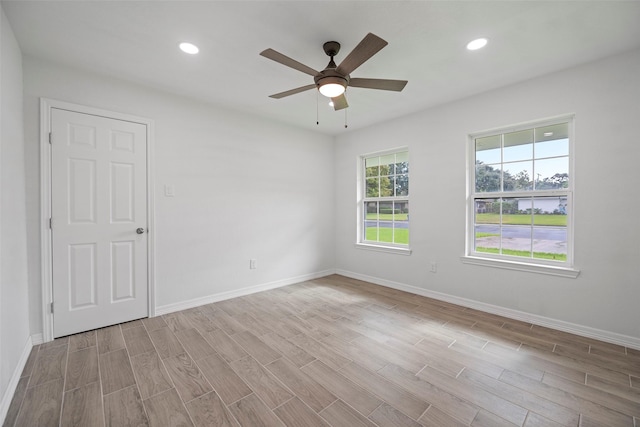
<box><xmin>22</xmin><ymin>56</ymin><xmax>335</xmax><ymax>336</ymax></box>
<box><xmin>334</xmin><ymin>48</ymin><xmax>640</xmax><ymax>343</ymax></box>
<box><xmin>0</xmin><ymin>6</ymin><xmax>31</xmax><ymax>418</ymax></box>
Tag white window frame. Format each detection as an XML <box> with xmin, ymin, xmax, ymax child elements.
<box><xmin>462</xmin><ymin>115</ymin><xmax>579</xmax><ymax>278</ymax></box>
<box><xmin>356</xmin><ymin>147</ymin><xmax>411</xmax><ymax>255</ymax></box>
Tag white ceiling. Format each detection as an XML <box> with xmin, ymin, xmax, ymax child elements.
<box><xmin>3</xmin><ymin>1</ymin><xmax>640</xmax><ymax>136</ymax></box>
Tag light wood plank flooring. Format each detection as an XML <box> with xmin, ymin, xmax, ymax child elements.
<box><xmin>3</xmin><ymin>275</ymin><xmax>639</xmax><ymax>426</ymax></box>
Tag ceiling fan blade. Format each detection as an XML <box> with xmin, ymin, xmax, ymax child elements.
<box><xmin>335</xmin><ymin>33</ymin><xmax>388</xmax><ymax>76</ymax></box>
<box><xmin>331</xmin><ymin>94</ymin><xmax>348</xmax><ymax>111</ymax></box>
<box><xmin>349</xmin><ymin>78</ymin><xmax>408</xmax><ymax>92</ymax></box>
<box><xmin>260</xmin><ymin>48</ymin><xmax>319</xmax><ymax>77</ymax></box>
<box><xmin>269</xmin><ymin>84</ymin><xmax>316</xmax><ymax>99</ymax></box>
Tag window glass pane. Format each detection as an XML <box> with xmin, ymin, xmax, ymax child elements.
<box><xmin>476</xmin><ymin>135</ymin><xmax>501</xmax><ymax>164</ymax></box>
<box><xmin>395</xmin><ymin>201</ymin><xmax>409</xmax><ymax>218</ymax></box>
<box><xmin>474</xmin><ymin>198</ymin><xmax>500</xmax><ymax>254</ymax></box>
<box><xmin>365</xmin><ymin>227</ymin><xmax>378</xmax><ymax>242</ymax></box>
<box><xmin>393</xmin><ymin>201</ymin><xmax>409</xmax><ymax>245</ymax></box>
<box><xmin>503</xmin><ymin>161</ymin><xmax>532</xmax><ymax>191</ymax></box>
<box><xmin>535</xmin><ymin>123</ymin><xmax>568</xmax><ymax>143</ymax></box>
<box><xmin>395</xmin><ymin>160</ymin><xmax>409</xmax><ymax>176</ymax></box>
<box><xmin>379</xmin><ymin>201</ymin><xmax>394</xmax><ymax>217</ymax></box>
<box><xmin>395</xmin><ymin>151</ymin><xmax>408</xmax><ymax>162</ymax></box>
<box><xmin>533</xmin><ymin>197</ymin><xmax>568</xmax><ymax>219</ymax></box>
<box><xmin>475</xmin><ymin>163</ymin><xmax>501</xmax><ymax>192</ymax></box>
<box><xmin>380</xmin><ymin>154</ymin><xmax>395</xmax><ymax>176</ymax></box>
<box><xmin>394</xmin><ymin>226</ymin><xmax>408</xmax><ymax>244</ymax></box>
<box><xmin>512</xmin><ymin>197</ymin><xmax>532</xmax><ymax>216</ymax></box>
<box><xmin>365</xmin><ymin>201</ymin><xmax>378</xmax><ymax>219</ymax></box>
<box><xmin>395</xmin><ymin>174</ymin><xmax>409</xmax><ymax>196</ymax></box>
<box><xmin>378</xmin><ymin>201</ymin><xmax>394</xmax><ymax>243</ymax></box>
<box><xmin>379</xmin><ymin>176</ymin><xmax>394</xmax><ymax>197</ymax></box>
<box><xmin>533</xmin><ymin>227</ymin><xmax>566</xmax><ymax>261</ymax></box>
<box><xmin>503</xmin><ymin>129</ymin><xmax>533</xmax><ymax>162</ymax></box>
<box><xmin>502</xmin><ymin>197</ymin><xmax>528</xmax><ymax>218</ymax></box>
<box><xmin>533</xmin><ymin>204</ymin><xmax>567</xmax><ymax>261</ymax></box>
<box><xmin>502</xmin><ymin>196</ymin><xmax>532</xmax><ymax>258</ymax></box>
<box><xmin>364</xmin><ymin>201</ymin><xmax>378</xmax><ymax>242</ymax></box>
<box><xmin>366</xmin><ymin>178</ymin><xmax>379</xmax><ymax>197</ymax></box>
<box><xmin>395</xmin><ymin>150</ymin><xmax>409</xmax><ymax>169</ymax></box>
<box><xmin>534</xmin><ymin>157</ymin><xmax>569</xmax><ymax>189</ymax></box>
<box><xmin>500</xmin><ymin>197</ymin><xmax>532</xmax><ymax>258</ymax></box>
<box><xmin>365</xmin><ymin>157</ymin><xmax>380</xmax><ymax>177</ymax></box>
<box><xmin>535</xmin><ymin>137</ymin><xmax>568</xmax><ymax>160</ymax></box>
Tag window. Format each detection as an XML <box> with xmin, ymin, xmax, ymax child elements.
<box><xmin>359</xmin><ymin>149</ymin><xmax>409</xmax><ymax>251</ymax></box>
<box><xmin>466</xmin><ymin>117</ymin><xmax>577</xmax><ymax>275</ymax></box>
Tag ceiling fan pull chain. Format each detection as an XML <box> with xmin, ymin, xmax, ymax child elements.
<box><xmin>345</xmin><ymin>107</ymin><xmax>348</xmax><ymax>129</ymax></box>
<box><xmin>316</xmin><ymin>90</ymin><xmax>319</xmax><ymax>125</ymax></box>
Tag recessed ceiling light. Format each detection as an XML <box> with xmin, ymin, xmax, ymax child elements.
<box><xmin>543</xmin><ymin>132</ymin><xmax>553</xmax><ymax>137</ymax></box>
<box><xmin>179</xmin><ymin>42</ymin><xmax>199</xmax><ymax>55</ymax></box>
<box><xmin>466</xmin><ymin>38</ymin><xmax>488</xmax><ymax>51</ymax></box>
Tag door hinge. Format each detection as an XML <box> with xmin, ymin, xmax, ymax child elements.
<box><xmin>49</xmin><ymin>132</ymin><xmax>52</xmax><ymax>144</ymax></box>
<box><xmin>50</xmin><ymin>302</ymin><xmax>54</xmax><ymax>313</ymax></box>
<box><xmin>49</xmin><ymin>218</ymin><xmax>52</xmax><ymax>229</ymax></box>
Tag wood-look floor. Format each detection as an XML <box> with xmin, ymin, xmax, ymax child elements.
<box><xmin>3</xmin><ymin>274</ymin><xmax>640</xmax><ymax>427</ymax></box>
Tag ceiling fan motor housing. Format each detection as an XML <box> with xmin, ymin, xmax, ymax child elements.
<box><xmin>314</xmin><ymin>69</ymin><xmax>349</xmax><ymax>91</ymax></box>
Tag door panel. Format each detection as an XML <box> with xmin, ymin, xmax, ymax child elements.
<box><xmin>51</xmin><ymin>108</ymin><xmax>148</xmax><ymax>337</ymax></box>
<box><xmin>69</xmin><ymin>243</ymin><xmax>97</xmax><ymax>309</ymax></box>
<box><xmin>111</xmin><ymin>162</ymin><xmax>135</xmax><ymax>222</ymax></box>
<box><xmin>111</xmin><ymin>240</ymin><xmax>135</xmax><ymax>301</ymax></box>
<box><xmin>69</xmin><ymin>158</ymin><xmax>97</xmax><ymax>223</ymax></box>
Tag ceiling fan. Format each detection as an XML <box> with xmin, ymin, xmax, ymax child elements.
<box><xmin>260</xmin><ymin>33</ymin><xmax>408</xmax><ymax>111</ymax></box>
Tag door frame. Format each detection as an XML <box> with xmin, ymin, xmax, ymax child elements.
<box><xmin>40</xmin><ymin>98</ymin><xmax>156</xmax><ymax>342</ymax></box>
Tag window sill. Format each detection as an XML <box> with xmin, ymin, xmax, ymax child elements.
<box><xmin>460</xmin><ymin>255</ymin><xmax>580</xmax><ymax>278</ymax></box>
<box><xmin>355</xmin><ymin>243</ymin><xmax>412</xmax><ymax>256</ymax></box>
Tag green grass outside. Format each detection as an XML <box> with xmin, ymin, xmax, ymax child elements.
<box><xmin>475</xmin><ymin>232</ymin><xmax>499</xmax><ymax>238</ymax></box>
<box><xmin>476</xmin><ymin>213</ymin><xmax>566</xmax><ymax>226</ymax></box>
<box><xmin>476</xmin><ymin>246</ymin><xmax>566</xmax><ymax>261</ymax></box>
<box><xmin>366</xmin><ymin>227</ymin><xmax>409</xmax><ymax>244</ymax></box>
<box><xmin>366</xmin><ymin>213</ymin><xmax>409</xmax><ymax>221</ymax></box>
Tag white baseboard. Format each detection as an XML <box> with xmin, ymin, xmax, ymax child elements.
<box><xmin>155</xmin><ymin>269</ymin><xmax>336</xmax><ymax>316</ymax></box>
<box><xmin>0</xmin><ymin>336</ymin><xmax>33</xmax><ymax>424</ymax></box>
<box><xmin>336</xmin><ymin>269</ymin><xmax>640</xmax><ymax>351</ymax></box>
<box><xmin>30</xmin><ymin>333</ymin><xmax>43</xmax><ymax>345</ymax></box>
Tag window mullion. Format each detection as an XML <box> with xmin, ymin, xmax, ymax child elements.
<box><xmin>499</xmin><ymin>197</ymin><xmax>504</xmax><ymax>255</ymax></box>
<box><xmin>529</xmin><ymin>196</ymin><xmax>534</xmax><ymax>258</ymax></box>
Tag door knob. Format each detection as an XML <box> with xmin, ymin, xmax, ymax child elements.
<box><xmin>136</xmin><ymin>228</ymin><xmax>145</xmax><ymax>234</ymax></box>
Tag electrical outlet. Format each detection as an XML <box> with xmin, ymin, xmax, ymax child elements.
<box><xmin>249</xmin><ymin>259</ymin><xmax>257</xmax><ymax>269</ymax></box>
<box><xmin>430</xmin><ymin>261</ymin><xmax>437</xmax><ymax>273</ymax></box>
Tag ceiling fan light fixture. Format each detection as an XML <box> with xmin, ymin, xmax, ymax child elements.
<box><xmin>319</xmin><ymin>82</ymin><xmax>346</xmax><ymax>98</ymax></box>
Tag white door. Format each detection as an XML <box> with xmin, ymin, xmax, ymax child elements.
<box><xmin>51</xmin><ymin>108</ymin><xmax>148</xmax><ymax>337</ymax></box>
